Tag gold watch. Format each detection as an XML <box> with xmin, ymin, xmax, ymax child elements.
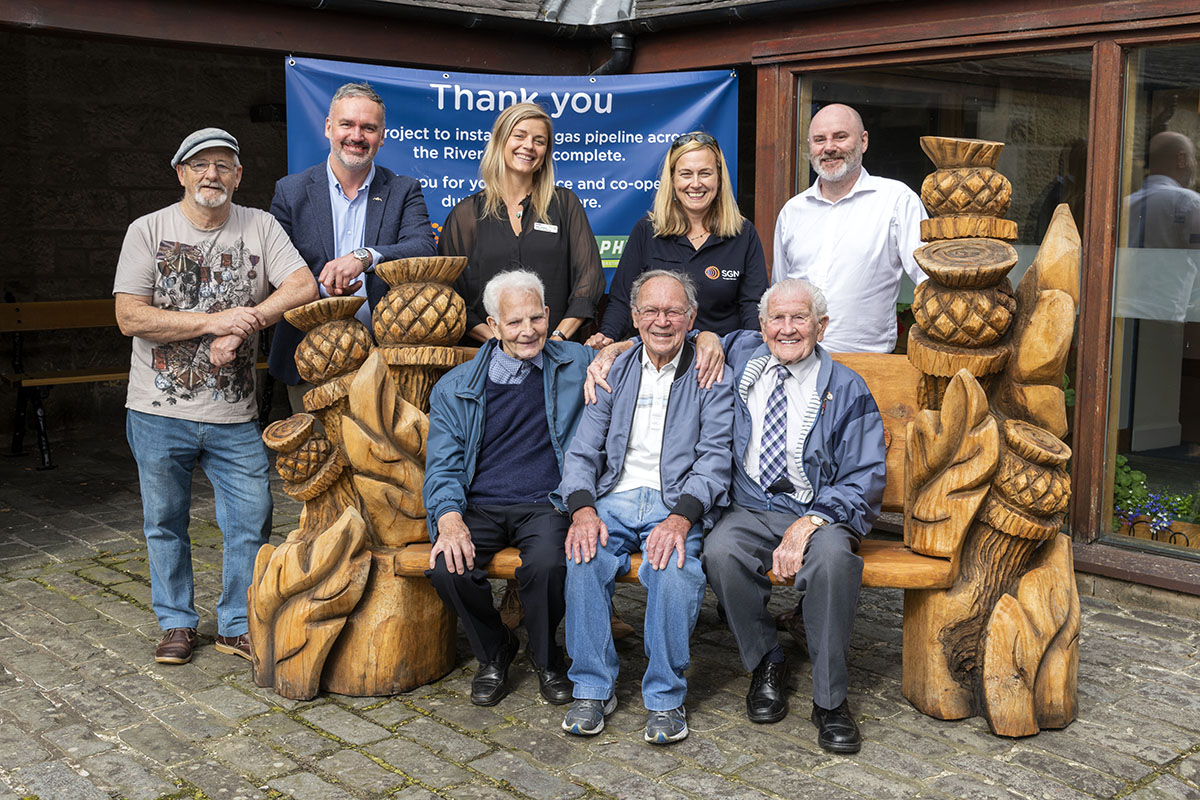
<box><xmin>806</xmin><ymin>514</ymin><xmax>827</xmax><ymax>527</ymax></box>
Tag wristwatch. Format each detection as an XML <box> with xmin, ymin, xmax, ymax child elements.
<box><xmin>352</xmin><ymin>247</ymin><xmax>372</xmax><ymax>271</ymax></box>
<box><xmin>551</xmin><ymin>329</ymin><xmax>567</xmax><ymax>340</ymax></box>
<box><xmin>806</xmin><ymin>514</ymin><xmax>827</xmax><ymax>528</ymax></box>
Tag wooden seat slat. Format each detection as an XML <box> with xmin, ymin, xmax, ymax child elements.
<box><xmin>394</xmin><ymin>537</ymin><xmax>952</xmax><ymax>590</ymax></box>
<box><xmin>0</xmin><ymin>299</ymin><xmax>118</xmax><ymax>332</ymax></box>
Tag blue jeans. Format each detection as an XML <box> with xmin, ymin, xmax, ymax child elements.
<box><xmin>126</xmin><ymin>409</ymin><xmax>272</xmax><ymax>636</ymax></box>
<box><xmin>565</xmin><ymin>487</ymin><xmax>705</xmax><ymax>711</ymax></box>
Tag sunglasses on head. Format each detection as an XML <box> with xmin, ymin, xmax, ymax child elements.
<box><xmin>671</xmin><ymin>132</ymin><xmax>717</xmax><ymax>149</ymax></box>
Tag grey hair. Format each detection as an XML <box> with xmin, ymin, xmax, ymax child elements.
<box><xmin>759</xmin><ymin>278</ymin><xmax>828</xmax><ymax>321</ymax></box>
<box><xmin>631</xmin><ymin>269</ymin><xmax>699</xmax><ymax>313</ymax></box>
<box><xmin>482</xmin><ymin>270</ymin><xmax>546</xmax><ymax>319</ymax></box>
<box><xmin>329</xmin><ymin>82</ymin><xmax>386</xmax><ymax>125</ymax></box>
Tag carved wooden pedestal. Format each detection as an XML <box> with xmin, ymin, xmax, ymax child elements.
<box><xmin>901</xmin><ymin>136</ymin><xmax>1080</xmax><ymax>736</ymax></box>
<box><xmin>248</xmin><ymin>257</ymin><xmax>471</xmax><ymax>699</ymax></box>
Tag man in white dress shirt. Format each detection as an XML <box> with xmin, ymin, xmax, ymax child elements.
<box><xmin>772</xmin><ymin>103</ymin><xmax>927</xmax><ymax>353</ymax></box>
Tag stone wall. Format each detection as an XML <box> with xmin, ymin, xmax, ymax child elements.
<box><xmin>0</xmin><ymin>29</ymin><xmax>289</xmax><ymax>437</ymax></box>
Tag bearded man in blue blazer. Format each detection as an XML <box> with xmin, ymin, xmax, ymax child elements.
<box><xmin>267</xmin><ymin>82</ymin><xmax>436</xmax><ymax>407</ymax></box>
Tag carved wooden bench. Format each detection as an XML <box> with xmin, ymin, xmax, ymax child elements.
<box><xmin>249</xmin><ymin>138</ymin><xmax>1081</xmax><ymax>738</ymax></box>
<box><xmin>392</xmin><ymin>353</ymin><xmax>946</xmax><ymax>591</ymax></box>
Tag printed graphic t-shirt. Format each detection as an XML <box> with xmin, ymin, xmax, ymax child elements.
<box><xmin>113</xmin><ymin>203</ymin><xmax>307</xmax><ymax>423</ymax></box>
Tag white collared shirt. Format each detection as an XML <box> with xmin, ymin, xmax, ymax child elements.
<box><xmin>610</xmin><ymin>345</ymin><xmax>684</xmax><ymax>495</ymax></box>
<box><xmin>742</xmin><ymin>352</ymin><xmax>821</xmax><ymax>495</ymax></box>
<box><xmin>772</xmin><ymin>168</ymin><xmax>927</xmax><ymax>353</ymax></box>
<box><xmin>324</xmin><ymin>158</ymin><xmax>378</xmax><ymax>327</ymax></box>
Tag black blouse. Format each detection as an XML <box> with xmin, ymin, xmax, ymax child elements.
<box><xmin>439</xmin><ymin>186</ymin><xmax>605</xmax><ymax>333</ymax></box>
<box><xmin>599</xmin><ymin>214</ymin><xmax>768</xmax><ymax>340</ymax></box>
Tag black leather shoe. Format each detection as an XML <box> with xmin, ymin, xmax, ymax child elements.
<box><xmin>811</xmin><ymin>699</ymin><xmax>862</xmax><ymax>753</ymax></box>
<box><xmin>471</xmin><ymin>630</ymin><xmax>518</xmax><ymax>706</ymax></box>
<box><xmin>746</xmin><ymin>658</ymin><xmax>788</xmax><ymax>723</ymax></box>
<box><xmin>534</xmin><ymin>659</ymin><xmax>573</xmax><ymax>705</ymax></box>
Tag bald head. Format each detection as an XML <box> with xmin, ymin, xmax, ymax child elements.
<box><xmin>810</xmin><ymin>104</ymin><xmax>864</xmax><ymax>139</ymax></box>
<box><xmin>1148</xmin><ymin>131</ymin><xmax>1197</xmax><ymax>185</ymax></box>
<box><xmin>807</xmin><ymin>104</ymin><xmax>868</xmax><ymax>192</ymax></box>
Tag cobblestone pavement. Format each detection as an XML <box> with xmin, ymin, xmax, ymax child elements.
<box><xmin>1</xmin><ymin>427</ymin><xmax>1199</xmax><ymax>800</ymax></box>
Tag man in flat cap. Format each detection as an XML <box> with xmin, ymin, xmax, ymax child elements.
<box><xmin>114</xmin><ymin>127</ymin><xmax>318</xmax><ymax>665</ymax></box>
<box><xmin>267</xmin><ymin>82</ymin><xmax>436</xmax><ymax>410</ymax></box>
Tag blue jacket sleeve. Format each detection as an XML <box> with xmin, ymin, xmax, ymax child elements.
<box><xmin>373</xmin><ymin>179</ymin><xmax>436</xmax><ymax>263</ymax></box>
<box><xmin>269</xmin><ymin>179</ymin><xmax>296</xmax><ymax>243</ymax></box>
<box><xmin>810</xmin><ymin>382</ymin><xmax>887</xmax><ymax>537</ymax></box>
<box><xmin>674</xmin><ymin>373</ymin><xmax>735</xmax><ymax>523</ymax></box>
<box><xmin>422</xmin><ymin>379</ymin><xmax>471</xmax><ymax>542</ymax></box>
<box><xmin>556</xmin><ymin>371</ymin><xmax>616</xmax><ymax>515</ymax></box>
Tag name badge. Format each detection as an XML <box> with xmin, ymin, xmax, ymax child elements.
<box><xmin>534</xmin><ymin>222</ymin><xmax>559</xmax><ymax>234</ymax></box>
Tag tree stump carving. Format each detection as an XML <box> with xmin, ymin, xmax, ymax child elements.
<box><xmin>248</xmin><ymin>257</ymin><xmax>471</xmax><ymax>699</ymax></box>
<box><xmin>901</xmin><ymin>135</ymin><xmax>1081</xmax><ymax>736</ymax></box>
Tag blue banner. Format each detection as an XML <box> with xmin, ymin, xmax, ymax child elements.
<box><xmin>284</xmin><ymin>57</ymin><xmax>738</xmax><ymax>275</ymax></box>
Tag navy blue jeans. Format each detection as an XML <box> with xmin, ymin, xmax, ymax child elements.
<box><xmin>126</xmin><ymin>409</ymin><xmax>271</xmax><ymax>636</ymax></box>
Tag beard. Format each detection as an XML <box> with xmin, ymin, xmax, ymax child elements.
<box><xmin>811</xmin><ymin>146</ymin><xmax>863</xmax><ymax>182</ymax></box>
<box><xmin>332</xmin><ymin>140</ymin><xmax>373</xmax><ymax>171</ymax></box>
<box><xmin>193</xmin><ymin>185</ymin><xmax>228</xmax><ymax>208</ymax></box>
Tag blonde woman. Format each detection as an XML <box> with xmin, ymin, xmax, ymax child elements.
<box><xmin>440</xmin><ymin>103</ymin><xmax>604</xmax><ymax>343</ymax></box>
<box><xmin>587</xmin><ymin>132</ymin><xmax>766</xmax><ymax>348</ymax></box>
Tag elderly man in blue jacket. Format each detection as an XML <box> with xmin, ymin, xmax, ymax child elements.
<box><xmin>704</xmin><ymin>278</ymin><xmax>886</xmax><ymax>755</ymax></box>
<box><xmin>557</xmin><ymin>269</ymin><xmax>734</xmax><ymax>745</ymax></box>
<box><xmin>423</xmin><ymin>271</ymin><xmax>590</xmax><ymax>708</ymax></box>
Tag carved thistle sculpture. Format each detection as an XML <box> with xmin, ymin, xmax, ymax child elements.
<box><xmin>903</xmin><ymin>136</ymin><xmax>1080</xmax><ymax>736</ymax></box>
<box><xmin>249</xmin><ymin>257</ymin><xmax>472</xmax><ymax>699</ymax></box>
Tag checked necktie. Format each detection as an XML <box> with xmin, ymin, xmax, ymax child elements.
<box><xmin>759</xmin><ymin>364</ymin><xmax>790</xmax><ymax>493</ymax></box>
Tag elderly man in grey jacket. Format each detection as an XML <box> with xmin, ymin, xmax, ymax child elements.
<box><xmin>555</xmin><ymin>270</ymin><xmax>734</xmax><ymax>745</ymax></box>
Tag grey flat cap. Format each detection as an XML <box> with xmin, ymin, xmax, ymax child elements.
<box><xmin>171</xmin><ymin>127</ymin><xmax>240</xmax><ymax>168</ymax></box>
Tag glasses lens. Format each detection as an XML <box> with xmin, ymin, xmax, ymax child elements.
<box><xmin>671</xmin><ymin>132</ymin><xmax>716</xmax><ymax>149</ymax></box>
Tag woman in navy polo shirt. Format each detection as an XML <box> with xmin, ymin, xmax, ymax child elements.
<box><xmin>587</xmin><ymin>132</ymin><xmax>768</xmax><ymax>347</ymax></box>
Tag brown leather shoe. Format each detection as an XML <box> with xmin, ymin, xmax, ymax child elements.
<box><xmin>155</xmin><ymin>627</ymin><xmax>197</xmax><ymax>664</ymax></box>
<box><xmin>499</xmin><ymin>580</ymin><xmax>525</xmax><ymax>630</ymax></box>
<box><xmin>215</xmin><ymin>633</ymin><xmax>253</xmax><ymax>661</ymax></box>
<box><xmin>610</xmin><ymin>610</ymin><xmax>635</xmax><ymax>640</ymax></box>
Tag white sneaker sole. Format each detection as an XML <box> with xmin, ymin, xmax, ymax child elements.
<box><xmin>562</xmin><ymin>696</ymin><xmax>617</xmax><ymax>735</ymax></box>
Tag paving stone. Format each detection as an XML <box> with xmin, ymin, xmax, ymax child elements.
<box><xmin>2</xmin><ymin>644</ymin><xmax>80</xmax><ymax>690</ymax></box>
<box><xmin>1180</xmin><ymin>752</ymin><xmax>1200</xmax><ymax>784</ymax></box>
<box><xmin>397</xmin><ymin>786</ymin><xmax>443</xmax><ymax>800</ymax></box>
<box><xmin>94</xmin><ymin>597</ymin><xmax>158</xmax><ymax>628</ymax></box>
<box><xmin>1023</xmin><ymin>728</ymin><xmax>1158</xmax><ymax>783</ymax></box>
<box><xmin>584</xmin><ymin>737</ymin><xmax>680</xmax><ymax>776</ymax></box>
<box><xmin>154</xmin><ymin>700</ymin><xmax>237</xmax><ymax>740</ymax></box>
<box><xmin>107</xmin><ymin>671</ymin><xmax>184</xmax><ymax>710</ymax></box>
<box><xmin>367</xmin><ymin>736</ymin><xmax>474</xmax><ymax>788</ymax></box>
<box><xmin>9</xmin><ymin>578</ymin><xmax>99</xmax><ymax>622</ymax></box>
<box><xmin>487</xmin><ymin>723</ymin><xmax>588</xmax><ymax>770</ymax></box>
<box><xmin>243</xmin><ymin>711</ymin><xmax>339</xmax><ymax>757</ymax></box>
<box><xmin>0</xmin><ymin>723</ymin><xmax>53</xmax><ymax>767</ymax></box>
<box><xmin>298</xmin><ymin>702</ymin><xmax>393</xmax><ymax>745</ymax></box>
<box><xmin>362</xmin><ymin>699</ymin><xmax>419</xmax><ymax>727</ymax></box>
<box><xmin>926</xmin><ymin>773</ymin><xmax>1029</xmax><ymax>799</ymax></box>
<box><xmin>77</xmin><ymin>564</ymin><xmax>139</xmax><ymax>586</ymax></box>
<box><xmin>209</xmin><ymin>734</ymin><xmax>298</xmax><ymax>779</ymax></box>
<box><xmin>119</xmin><ymin>721</ymin><xmax>205</xmax><ymax>766</ymax></box>
<box><xmin>736</xmin><ymin>760</ymin><xmax>860</xmax><ymax>799</ymax></box>
<box><xmin>13</xmin><ymin>760</ymin><xmax>110</xmax><ymax>800</ymax></box>
<box><xmin>318</xmin><ymin>748</ymin><xmax>407</xmax><ymax>794</ymax></box>
<box><xmin>58</xmin><ymin>681</ymin><xmax>145</xmax><ymax>730</ymax></box>
<box><xmin>397</xmin><ymin>716</ymin><xmax>492</xmax><ymax>761</ymax></box>
<box><xmin>40</xmin><ymin>722</ymin><xmax>115</xmax><ymax>758</ymax></box>
<box><xmin>417</xmin><ymin>694</ymin><xmax>511</xmax><ymax>732</ymax></box>
<box><xmin>75</xmin><ymin>650</ymin><xmax>138</xmax><ymax>683</ymax></box>
<box><xmin>568</xmin><ymin>760</ymin><xmax>691</xmax><ymax>800</ymax></box>
<box><xmin>269</xmin><ymin>771</ymin><xmax>357</xmax><ymax>800</ymax></box>
<box><xmin>78</xmin><ymin>750</ymin><xmax>176</xmax><ymax>800</ymax></box>
<box><xmin>470</xmin><ymin>751</ymin><xmax>585</xmax><ymax>800</ymax></box>
<box><xmin>813</xmin><ymin>761</ymin><xmax>925</xmax><ymax>799</ymax></box>
<box><xmin>178</xmin><ymin>758</ymin><xmax>269</xmax><ymax>800</ymax></box>
<box><xmin>952</xmin><ymin>753</ymin><xmax>1097</xmax><ymax>800</ymax></box>
<box><xmin>0</xmin><ymin>687</ymin><xmax>82</xmax><ymax>732</ymax></box>
<box><xmin>1128</xmin><ymin>774</ymin><xmax>1200</xmax><ymax>800</ymax></box>
<box><xmin>1007</xmin><ymin>747</ymin><xmax>1128</xmax><ymax>797</ymax></box>
<box><xmin>192</xmin><ymin>683</ymin><xmax>272</xmax><ymax>720</ymax></box>
<box><xmin>667</xmin><ymin>768</ymin><xmax>782</xmax><ymax>799</ymax></box>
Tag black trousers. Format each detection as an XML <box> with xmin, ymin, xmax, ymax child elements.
<box><xmin>427</xmin><ymin>502</ymin><xmax>568</xmax><ymax>669</ymax></box>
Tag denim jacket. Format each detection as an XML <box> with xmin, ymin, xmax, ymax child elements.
<box><xmin>423</xmin><ymin>338</ymin><xmax>591</xmax><ymax>541</ymax></box>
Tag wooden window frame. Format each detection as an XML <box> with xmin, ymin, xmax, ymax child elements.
<box><xmin>755</xmin><ymin>22</ymin><xmax>1200</xmax><ymax>595</ymax></box>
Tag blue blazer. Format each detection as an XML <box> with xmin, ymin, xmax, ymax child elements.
<box><xmin>267</xmin><ymin>162</ymin><xmax>437</xmax><ymax>385</ymax></box>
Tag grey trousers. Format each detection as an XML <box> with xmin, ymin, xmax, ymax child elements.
<box><xmin>703</xmin><ymin>503</ymin><xmax>863</xmax><ymax>709</ymax></box>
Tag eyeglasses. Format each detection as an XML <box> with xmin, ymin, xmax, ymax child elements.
<box><xmin>671</xmin><ymin>132</ymin><xmax>717</xmax><ymax>150</ymax></box>
<box><xmin>635</xmin><ymin>306</ymin><xmax>689</xmax><ymax>322</ymax></box>
<box><xmin>185</xmin><ymin>160</ymin><xmax>236</xmax><ymax>175</ymax></box>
